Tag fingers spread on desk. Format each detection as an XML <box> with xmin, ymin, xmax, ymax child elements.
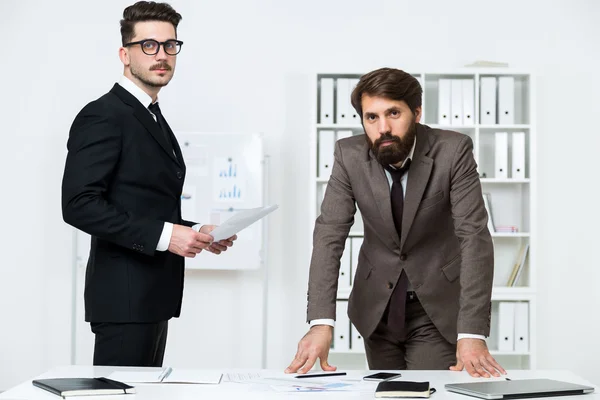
<box><xmin>298</xmin><ymin>354</ymin><xmax>318</xmax><ymax>374</ymax></box>
<box><xmin>480</xmin><ymin>357</ymin><xmax>501</xmax><ymax>377</ymax></box>
<box><xmin>285</xmin><ymin>351</ymin><xmax>308</xmax><ymax>373</ymax></box>
<box><xmin>487</xmin><ymin>355</ymin><xmax>507</xmax><ymax>376</ymax></box>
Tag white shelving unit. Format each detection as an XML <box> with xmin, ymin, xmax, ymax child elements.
<box><xmin>309</xmin><ymin>70</ymin><xmax>536</xmax><ymax>369</ymax></box>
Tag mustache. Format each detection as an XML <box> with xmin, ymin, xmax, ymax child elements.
<box><xmin>374</xmin><ymin>133</ymin><xmax>401</xmax><ymax>148</ymax></box>
<box><xmin>150</xmin><ymin>63</ymin><xmax>172</xmax><ymax>71</ymax></box>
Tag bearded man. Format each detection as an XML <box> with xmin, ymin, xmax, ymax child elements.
<box><xmin>286</xmin><ymin>67</ymin><xmax>505</xmax><ymax>378</ymax></box>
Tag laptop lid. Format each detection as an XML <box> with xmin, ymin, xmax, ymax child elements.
<box><xmin>444</xmin><ymin>379</ymin><xmax>595</xmax><ymax>399</ymax></box>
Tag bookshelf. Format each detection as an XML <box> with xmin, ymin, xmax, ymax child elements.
<box><xmin>309</xmin><ymin>70</ymin><xmax>536</xmax><ymax>370</ymax></box>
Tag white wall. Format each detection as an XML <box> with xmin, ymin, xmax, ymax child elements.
<box><xmin>2</xmin><ymin>0</ymin><xmax>600</xmax><ymax>390</ymax></box>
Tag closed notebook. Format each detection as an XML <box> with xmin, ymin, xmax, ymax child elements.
<box><xmin>32</xmin><ymin>377</ymin><xmax>135</xmax><ymax>397</ymax></box>
<box><xmin>376</xmin><ymin>381</ymin><xmax>434</xmax><ymax>398</ymax></box>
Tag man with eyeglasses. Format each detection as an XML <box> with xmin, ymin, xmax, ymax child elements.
<box><xmin>61</xmin><ymin>1</ymin><xmax>236</xmax><ymax>367</ymax></box>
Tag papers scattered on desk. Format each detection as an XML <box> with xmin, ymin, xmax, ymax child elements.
<box><xmin>270</xmin><ymin>381</ymin><xmax>355</xmax><ymax>392</ymax></box>
<box><xmin>224</xmin><ymin>372</ymin><xmax>263</xmax><ymax>382</ymax></box>
<box><xmin>108</xmin><ymin>368</ymin><xmax>222</xmax><ymax>384</ymax></box>
<box><xmin>225</xmin><ymin>371</ymin><xmax>368</xmax><ymax>392</ymax></box>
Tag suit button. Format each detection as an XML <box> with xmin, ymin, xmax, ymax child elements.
<box><xmin>387</xmin><ymin>282</ymin><xmax>394</xmax><ymax>289</ymax></box>
<box><xmin>400</xmin><ymin>254</ymin><xmax>407</xmax><ymax>261</ymax></box>
<box><xmin>176</xmin><ymin>171</ymin><xmax>182</xmax><ymax>179</ymax></box>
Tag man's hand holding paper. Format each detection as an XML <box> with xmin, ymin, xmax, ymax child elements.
<box><xmin>193</xmin><ymin>205</ymin><xmax>279</xmax><ymax>244</ymax></box>
<box><xmin>199</xmin><ymin>225</ymin><xmax>237</xmax><ymax>254</ymax></box>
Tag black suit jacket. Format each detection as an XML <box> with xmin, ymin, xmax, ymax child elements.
<box><xmin>62</xmin><ymin>83</ymin><xmax>195</xmax><ymax>323</ymax></box>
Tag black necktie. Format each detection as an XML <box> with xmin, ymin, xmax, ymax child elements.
<box><xmin>385</xmin><ymin>159</ymin><xmax>411</xmax><ymax>335</ymax></box>
<box><xmin>148</xmin><ymin>102</ymin><xmax>174</xmax><ymax>156</ymax></box>
<box><xmin>387</xmin><ymin>159</ymin><xmax>411</xmax><ymax>238</ymax></box>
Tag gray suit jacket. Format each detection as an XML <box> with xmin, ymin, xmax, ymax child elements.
<box><xmin>307</xmin><ymin>124</ymin><xmax>493</xmax><ymax>343</ymax></box>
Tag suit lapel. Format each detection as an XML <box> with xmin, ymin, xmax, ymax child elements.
<box><xmin>110</xmin><ymin>84</ymin><xmax>181</xmax><ymax>167</ymax></box>
<box><xmin>163</xmin><ymin>119</ymin><xmax>185</xmax><ymax>167</ymax></box>
<box><xmin>364</xmin><ymin>154</ymin><xmax>402</xmax><ymax>249</ymax></box>
<box><xmin>401</xmin><ymin>125</ymin><xmax>433</xmax><ymax>249</ymax></box>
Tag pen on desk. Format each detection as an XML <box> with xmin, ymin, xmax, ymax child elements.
<box><xmin>295</xmin><ymin>372</ymin><xmax>347</xmax><ymax>379</ymax></box>
<box><xmin>158</xmin><ymin>366</ymin><xmax>173</xmax><ymax>382</ymax></box>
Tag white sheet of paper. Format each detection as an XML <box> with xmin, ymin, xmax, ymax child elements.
<box><xmin>163</xmin><ymin>369</ymin><xmax>222</xmax><ymax>384</ymax></box>
<box><xmin>108</xmin><ymin>368</ymin><xmax>222</xmax><ymax>384</ymax></box>
<box><xmin>107</xmin><ymin>370</ymin><xmax>164</xmax><ymax>383</ymax></box>
<box><xmin>193</xmin><ymin>205</ymin><xmax>278</xmax><ymax>241</ymax></box>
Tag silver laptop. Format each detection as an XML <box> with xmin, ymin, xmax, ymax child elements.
<box><xmin>445</xmin><ymin>379</ymin><xmax>594</xmax><ymax>399</ymax></box>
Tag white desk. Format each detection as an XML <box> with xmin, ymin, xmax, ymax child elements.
<box><xmin>1</xmin><ymin>367</ymin><xmax>597</xmax><ymax>400</ymax></box>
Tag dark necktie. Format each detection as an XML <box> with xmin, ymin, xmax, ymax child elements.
<box><xmin>148</xmin><ymin>102</ymin><xmax>175</xmax><ymax>156</ymax></box>
<box><xmin>385</xmin><ymin>159</ymin><xmax>411</xmax><ymax>335</ymax></box>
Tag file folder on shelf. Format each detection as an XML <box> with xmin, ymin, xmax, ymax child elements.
<box><xmin>462</xmin><ymin>79</ymin><xmax>475</xmax><ymax>126</ymax></box>
<box><xmin>494</xmin><ymin>132</ymin><xmax>508</xmax><ymax>179</ymax></box>
<box><xmin>498</xmin><ymin>76</ymin><xmax>515</xmax><ymax>125</ymax></box>
<box><xmin>318</xmin><ymin>130</ymin><xmax>335</xmax><ymax>178</ymax></box>
<box><xmin>320</xmin><ymin>78</ymin><xmax>334</xmax><ymax>124</ymax></box>
<box><xmin>348</xmin><ymin>79</ymin><xmax>360</xmax><ymax>124</ymax></box>
<box><xmin>511</xmin><ymin>132</ymin><xmax>526</xmax><ymax>179</ymax></box>
<box><xmin>497</xmin><ymin>302</ymin><xmax>515</xmax><ymax>352</ymax></box>
<box><xmin>514</xmin><ymin>302</ymin><xmax>529</xmax><ymax>353</ymax></box>
<box><xmin>480</xmin><ymin>77</ymin><xmax>497</xmax><ymax>124</ymax></box>
<box><xmin>451</xmin><ymin>79</ymin><xmax>463</xmax><ymax>126</ymax></box>
<box><xmin>336</xmin><ymin>78</ymin><xmax>350</xmax><ymax>124</ymax></box>
<box><xmin>438</xmin><ymin>79</ymin><xmax>451</xmax><ymax>125</ymax></box>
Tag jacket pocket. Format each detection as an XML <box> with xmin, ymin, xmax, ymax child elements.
<box><xmin>441</xmin><ymin>254</ymin><xmax>461</xmax><ymax>282</ymax></box>
<box><xmin>418</xmin><ymin>190</ymin><xmax>444</xmax><ymax>211</ymax></box>
<box><xmin>356</xmin><ymin>251</ymin><xmax>373</xmax><ymax>280</ymax></box>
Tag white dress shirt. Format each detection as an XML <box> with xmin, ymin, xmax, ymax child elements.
<box><xmin>310</xmin><ymin>137</ymin><xmax>485</xmax><ymax>342</ymax></box>
<box><xmin>117</xmin><ymin>75</ymin><xmax>173</xmax><ymax>252</ymax></box>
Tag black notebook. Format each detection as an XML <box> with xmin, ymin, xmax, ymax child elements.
<box><xmin>376</xmin><ymin>380</ymin><xmax>435</xmax><ymax>398</ymax></box>
<box><xmin>32</xmin><ymin>377</ymin><xmax>135</xmax><ymax>397</ymax></box>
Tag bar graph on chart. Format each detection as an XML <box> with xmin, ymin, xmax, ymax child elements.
<box><xmin>215</xmin><ymin>157</ymin><xmax>245</xmax><ymax>202</ymax></box>
<box><xmin>218</xmin><ymin>159</ymin><xmax>238</xmax><ymax>178</ymax></box>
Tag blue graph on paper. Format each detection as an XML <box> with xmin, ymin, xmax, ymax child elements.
<box><xmin>215</xmin><ymin>156</ymin><xmax>245</xmax><ymax>202</ymax></box>
<box><xmin>218</xmin><ymin>159</ymin><xmax>238</xmax><ymax>178</ymax></box>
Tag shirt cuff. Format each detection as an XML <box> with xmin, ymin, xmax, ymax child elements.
<box><xmin>310</xmin><ymin>319</ymin><xmax>335</xmax><ymax>328</ymax></box>
<box><xmin>457</xmin><ymin>333</ymin><xmax>486</xmax><ymax>341</ymax></box>
<box><xmin>156</xmin><ymin>222</ymin><xmax>174</xmax><ymax>251</ymax></box>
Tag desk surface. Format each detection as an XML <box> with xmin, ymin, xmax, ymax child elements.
<box><xmin>1</xmin><ymin>367</ymin><xmax>597</xmax><ymax>400</ymax></box>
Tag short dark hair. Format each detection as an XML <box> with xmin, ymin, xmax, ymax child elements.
<box><xmin>351</xmin><ymin>67</ymin><xmax>422</xmax><ymax>119</ymax></box>
<box><xmin>120</xmin><ymin>1</ymin><xmax>182</xmax><ymax>45</ymax></box>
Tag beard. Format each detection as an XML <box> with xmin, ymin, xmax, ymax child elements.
<box><xmin>367</xmin><ymin>120</ymin><xmax>417</xmax><ymax>166</ymax></box>
<box><xmin>130</xmin><ymin>61</ymin><xmax>173</xmax><ymax>88</ymax></box>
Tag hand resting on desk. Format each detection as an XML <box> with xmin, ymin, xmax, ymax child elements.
<box><xmin>450</xmin><ymin>338</ymin><xmax>507</xmax><ymax>378</ymax></box>
<box><xmin>285</xmin><ymin>325</ymin><xmax>336</xmax><ymax>374</ymax></box>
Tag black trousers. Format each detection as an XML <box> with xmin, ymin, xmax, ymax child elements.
<box><xmin>90</xmin><ymin>321</ymin><xmax>168</xmax><ymax>367</ymax></box>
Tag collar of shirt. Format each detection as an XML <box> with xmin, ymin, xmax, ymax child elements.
<box><xmin>118</xmin><ymin>75</ymin><xmax>157</xmax><ymax>110</ymax></box>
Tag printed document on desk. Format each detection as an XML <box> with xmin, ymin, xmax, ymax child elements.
<box><xmin>194</xmin><ymin>204</ymin><xmax>278</xmax><ymax>241</ymax></box>
<box><xmin>226</xmin><ymin>371</ymin><xmax>371</xmax><ymax>392</ymax></box>
<box><xmin>108</xmin><ymin>367</ymin><xmax>222</xmax><ymax>384</ymax></box>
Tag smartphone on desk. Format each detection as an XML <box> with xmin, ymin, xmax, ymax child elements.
<box><xmin>363</xmin><ymin>372</ymin><xmax>402</xmax><ymax>381</ymax></box>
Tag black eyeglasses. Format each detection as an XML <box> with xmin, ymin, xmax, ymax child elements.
<box><xmin>124</xmin><ymin>39</ymin><xmax>184</xmax><ymax>55</ymax></box>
